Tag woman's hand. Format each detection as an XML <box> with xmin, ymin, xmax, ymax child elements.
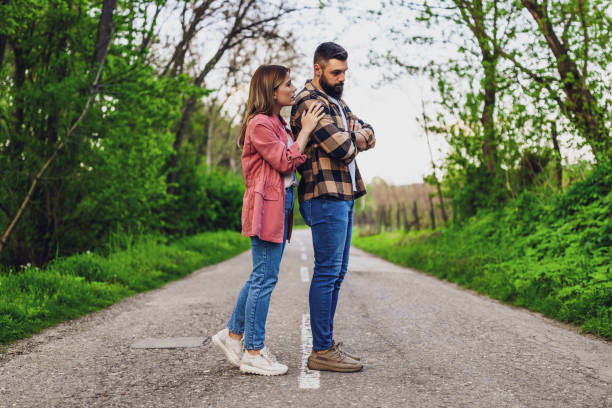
<box><xmin>300</xmin><ymin>103</ymin><xmax>325</xmax><ymax>134</ymax></box>
<box><xmin>295</xmin><ymin>103</ymin><xmax>324</xmax><ymax>154</ymax></box>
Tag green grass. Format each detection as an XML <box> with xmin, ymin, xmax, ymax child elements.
<box><xmin>353</xmin><ymin>165</ymin><xmax>612</xmax><ymax>340</ymax></box>
<box><xmin>0</xmin><ymin>230</ymin><xmax>250</xmax><ymax>345</ymax></box>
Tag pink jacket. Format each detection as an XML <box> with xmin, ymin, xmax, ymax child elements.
<box><xmin>241</xmin><ymin>113</ymin><xmax>306</xmax><ymax>243</ymax></box>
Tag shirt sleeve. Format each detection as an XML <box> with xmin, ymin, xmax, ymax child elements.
<box><xmin>347</xmin><ymin>110</ymin><xmax>376</xmax><ymax>152</ymax></box>
<box><xmin>293</xmin><ymin>98</ymin><xmax>358</xmax><ymax>165</ymax></box>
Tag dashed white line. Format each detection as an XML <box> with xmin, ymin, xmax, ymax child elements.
<box><xmin>300</xmin><ymin>266</ymin><xmax>309</xmax><ymax>283</ymax></box>
<box><xmin>299</xmin><ymin>313</ymin><xmax>320</xmax><ymax>389</ymax></box>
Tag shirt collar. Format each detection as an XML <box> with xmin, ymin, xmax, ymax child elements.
<box><xmin>304</xmin><ymin>79</ymin><xmax>344</xmax><ymax>106</ymax></box>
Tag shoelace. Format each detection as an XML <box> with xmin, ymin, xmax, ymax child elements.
<box><xmin>329</xmin><ymin>347</ymin><xmax>346</xmax><ymax>362</ymax></box>
<box><xmin>333</xmin><ymin>341</ymin><xmax>349</xmax><ymax>359</ymax></box>
<box><xmin>260</xmin><ymin>347</ymin><xmax>278</xmax><ymax>363</ymax></box>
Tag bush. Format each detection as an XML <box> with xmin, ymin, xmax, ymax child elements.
<box><xmin>162</xmin><ymin>159</ymin><xmax>244</xmax><ymax>236</ymax></box>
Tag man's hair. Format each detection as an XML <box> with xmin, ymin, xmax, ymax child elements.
<box><xmin>314</xmin><ymin>42</ymin><xmax>348</xmax><ymax>68</ymax></box>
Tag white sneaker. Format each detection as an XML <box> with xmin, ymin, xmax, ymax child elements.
<box><xmin>212</xmin><ymin>328</ymin><xmax>243</xmax><ymax>367</ymax></box>
<box><xmin>239</xmin><ymin>347</ymin><xmax>288</xmax><ymax>376</ymax></box>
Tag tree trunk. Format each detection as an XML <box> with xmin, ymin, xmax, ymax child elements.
<box><xmin>551</xmin><ymin>121</ymin><xmax>563</xmax><ymax>189</ymax></box>
<box><xmin>480</xmin><ymin>59</ymin><xmax>498</xmax><ymax>174</ymax></box>
<box><xmin>205</xmin><ymin>106</ymin><xmax>215</xmax><ymax>171</ymax></box>
<box><xmin>412</xmin><ymin>201</ymin><xmax>420</xmax><ymax>231</ymax></box>
<box><xmin>93</xmin><ymin>0</ymin><xmax>117</xmax><ymax>65</ymax></box>
<box><xmin>457</xmin><ymin>0</ymin><xmax>500</xmax><ymax>174</ymax></box>
<box><xmin>0</xmin><ymin>35</ymin><xmax>6</xmax><ymax>73</ymax></box>
<box><xmin>421</xmin><ymin>98</ymin><xmax>449</xmax><ymax>226</ymax></box>
<box><xmin>167</xmin><ymin>95</ymin><xmax>198</xmax><ymax>193</ymax></box>
<box><xmin>0</xmin><ymin>0</ymin><xmax>7</xmax><ymax>72</ymax></box>
<box><xmin>396</xmin><ymin>204</ymin><xmax>402</xmax><ymax>231</ymax></box>
<box><xmin>429</xmin><ymin>194</ymin><xmax>436</xmax><ymax>230</ymax></box>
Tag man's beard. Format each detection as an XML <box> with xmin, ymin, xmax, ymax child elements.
<box><xmin>320</xmin><ymin>74</ymin><xmax>343</xmax><ymax>99</ymax></box>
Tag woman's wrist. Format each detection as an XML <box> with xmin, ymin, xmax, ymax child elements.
<box><xmin>301</xmin><ymin>125</ymin><xmax>314</xmax><ymax>135</ymax></box>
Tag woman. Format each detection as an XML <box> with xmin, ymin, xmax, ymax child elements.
<box><xmin>212</xmin><ymin>65</ymin><xmax>324</xmax><ymax>376</ymax></box>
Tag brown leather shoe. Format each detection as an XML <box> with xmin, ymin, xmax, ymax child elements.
<box><xmin>333</xmin><ymin>340</ymin><xmax>361</xmax><ymax>361</ymax></box>
<box><xmin>307</xmin><ymin>347</ymin><xmax>363</xmax><ymax>372</ymax></box>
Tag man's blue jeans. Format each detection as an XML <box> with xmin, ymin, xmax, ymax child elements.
<box><xmin>299</xmin><ymin>196</ymin><xmax>354</xmax><ymax>351</ymax></box>
<box><xmin>227</xmin><ymin>187</ymin><xmax>294</xmax><ymax>350</ymax></box>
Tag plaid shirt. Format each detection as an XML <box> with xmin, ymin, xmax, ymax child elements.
<box><xmin>290</xmin><ymin>80</ymin><xmax>375</xmax><ymax>203</ymax></box>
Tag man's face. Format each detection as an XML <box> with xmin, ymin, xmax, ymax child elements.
<box><xmin>316</xmin><ymin>58</ymin><xmax>348</xmax><ymax>99</ymax></box>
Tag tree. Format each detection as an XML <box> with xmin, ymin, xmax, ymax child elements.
<box><xmin>0</xmin><ymin>0</ymin><xmax>118</xmax><ymax>259</ymax></box>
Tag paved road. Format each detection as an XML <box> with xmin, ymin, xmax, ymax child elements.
<box><xmin>1</xmin><ymin>229</ymin><xmax>611</xmax><ymax>407</ymax></box>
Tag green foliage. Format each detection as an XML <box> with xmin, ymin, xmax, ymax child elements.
<box><xmin>0</xmin><ymin>1</ymin><xmax>246</xmax><ymax>266</ymax></box>
<box><xmin>444</xmin><ymin>164</ymin><xmax>507</xmax><ymax>219</ymax></box>
<box><xmin>163</xmin><ymin>159</ymin><xmax>245</xmax><ymax>236</ymax></box>
<box><xmin>0</xmin><ymin>230</ymin><xmax>250</xmax><ymax>344</ymax></box>
<box><xmin>353</xmin><ymin>163</ymin><xmax>612</xmax><ymax>339</ymax></box>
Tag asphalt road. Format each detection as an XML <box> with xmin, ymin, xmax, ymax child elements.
<box><xmin>1</xmin><ymin>229</ymin><xmax>611</xmax><ymax>407</ymax></box>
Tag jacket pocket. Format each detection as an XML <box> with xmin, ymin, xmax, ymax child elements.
<box><xmin>254</xmin><ymin>180</ymin><xmax>279</xmax><ymax>201</ymax></box>
<box><xmin>263</xmin><ymin>184</ymin><xmax>280</xmax><ymax>201</ymax></box>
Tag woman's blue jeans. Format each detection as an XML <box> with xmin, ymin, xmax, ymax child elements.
<box><xmin>227</xmin><ymin>187</ymin><xmax>294</xmax><ymax>350</ymax></box>
<box><xmin>299</xmin><ymin>196</ymin><xmax>354</xmax><ymax>351</ymax></box>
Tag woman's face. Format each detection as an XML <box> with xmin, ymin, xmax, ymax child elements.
<box><xmin>274</xmin><ymin>72</ymin><xmax>297</xmax><ymax>107</ymax></box>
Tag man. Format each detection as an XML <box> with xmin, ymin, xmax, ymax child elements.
<box><xmin>290</xmin><ymin>42</ymin><xmax>375</xmax><ymax>372</ymax></box>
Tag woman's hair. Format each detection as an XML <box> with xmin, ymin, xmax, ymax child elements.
<box><xmin>237</xmin><ymin>64</ymin><xmax>289</xmax><ymax>148</ymax></box>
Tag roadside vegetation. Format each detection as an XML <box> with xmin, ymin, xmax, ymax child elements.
<box><xmin>0</xmin><ymin>230</ymin><xmax>249</xmax><ymax>345</ymax></box>
<box><xmin>354</xmin><ymin>162</ymin><xmax>611</xmax><ymax>339</ymax></box>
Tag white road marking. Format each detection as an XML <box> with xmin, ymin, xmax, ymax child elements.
<box><xmin>300</xmin><ymin>266</ymin><xmax>309</xmax><ymax>283</ymax></box>
<box><xmin>301</xmin><ymin>253</ymin><xmax>307</xmax><ymax>261</ymax></box>
<box><xmin>299</xmin><ymin>314</ymin><xmax>320</xmax><ymax>389</ymax></box>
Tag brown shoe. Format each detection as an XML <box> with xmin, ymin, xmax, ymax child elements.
<box><xmin>307</xmin><ymin>347</ymin><xmax>363</xmax><ymax>372</ymax></box>
<box><xmin>333</xmin><ymin>340</ymin><xmax>361</xmax><ymax>361</ymax></box>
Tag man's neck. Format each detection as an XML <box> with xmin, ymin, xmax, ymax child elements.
<box><xmin>311</xmin><ymin>77</ymin><xmax>324</xmax><ymax>93</ymax></box>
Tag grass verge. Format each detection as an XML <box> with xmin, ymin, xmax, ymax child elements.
<box><xmin>0</xmin><ymin>230</ymin><xmax>250</xmax><ymax>345</ymax></box>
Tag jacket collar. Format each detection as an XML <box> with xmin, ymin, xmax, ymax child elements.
<box><xmin>304</xmin><ymin>79</ymin><xmax>346</xmax><ymax>106</ymax></box>
<box><xmin>304</xmin><ymin>79</ymin><xmax>330</xmax><ymax>100</ymax></box>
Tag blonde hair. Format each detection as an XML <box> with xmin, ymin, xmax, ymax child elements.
<box><xmin>237</xmin><ymin>65</ymin><xmax>289</xmax><ymax>148</ymax></box>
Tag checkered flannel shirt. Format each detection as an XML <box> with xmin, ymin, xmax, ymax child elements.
<box><xmin>290</xmin><ymin>80</ymin><xmax>376</xmax><ymax>203</ymax></box>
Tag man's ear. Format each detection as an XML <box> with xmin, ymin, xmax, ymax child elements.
<box><xmin>314</xmin><ymin>63</ymin><xmax>322</xmax><ymax>78</ymax></box>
